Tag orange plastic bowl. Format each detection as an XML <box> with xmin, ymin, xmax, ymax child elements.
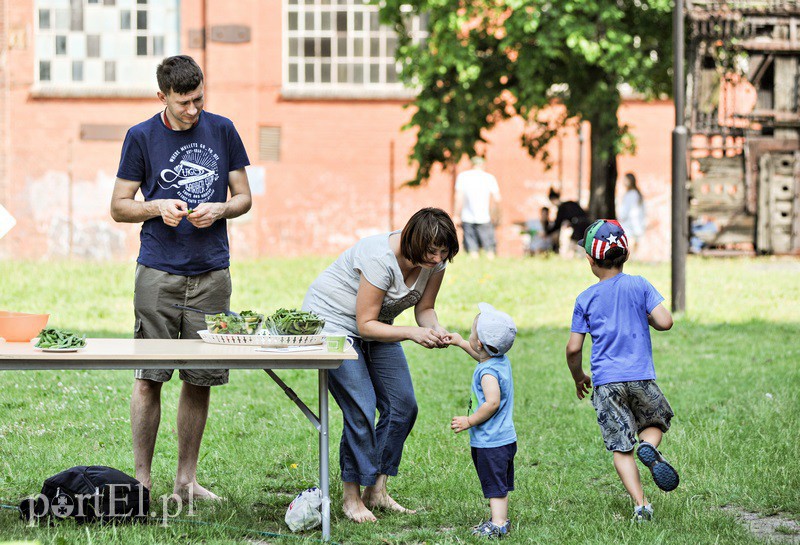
<box><xmin>0</xmin><ymin>311</ymin><xmax>50</xmax><ymax>342</ymax></box>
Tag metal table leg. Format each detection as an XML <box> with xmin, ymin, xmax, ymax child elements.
<box><xmin>263</xmin><ymin>367</ymin><xmax>333</xmax><ymax>541</ymax></box>
<box><xmin>319</xmin><ymin>368</ymin><xmax>331</xmax><ymax>541</ymax></box>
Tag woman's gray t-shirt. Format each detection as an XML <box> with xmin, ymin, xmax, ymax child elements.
<box><xmin>302</xmin><ymin>231</ymin><xmax>446</xmax><ymax>337</ymax></box>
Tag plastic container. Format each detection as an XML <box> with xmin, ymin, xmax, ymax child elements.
<box><xmin>0</xmin><ymin>311</ymin><xmax>50</xmax><ymax>342</ymax></box>
<box><xmin>264</xmin><ymin>322</ymin><xmax>324</xmax><ymax>336</ymax></box>
<box><xmin>204</xmin><ymin>314</ymin><xmax>261</xmax><ymax>335</ymax></box>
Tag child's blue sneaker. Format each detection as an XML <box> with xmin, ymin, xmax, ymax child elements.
<box><xmin>637</xmin><ymin>441</ymin><xmax>680</xmax><ymax>491</ymax></box>
<box><xmin>632</xmin><ymin>504</ymin><xmax>654</xmax><ymax>522</ymax></box>
<box><xmin>471</xmin><ymin>519</ymin><xmax>510</xmax><ymax>538</ymax></box>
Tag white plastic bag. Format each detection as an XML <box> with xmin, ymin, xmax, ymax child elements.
<box><xmin>284</xmin><ymin>487</ymin><xmax>322</xmax><ymax>532</ymax></box>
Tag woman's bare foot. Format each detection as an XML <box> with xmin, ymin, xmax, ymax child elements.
<box><xmin>342</xmin><ymin>496</ymin><xmax>377</xmax><ymax>523</ymax></box>
<box><xmin>362</xmin><ymin>474</ymin><xmax>417</xmax><ymax>514</ymax></box>
<box><xmin>173</xmin><ymin>481</ymin><xmax>221</xmax><ymax>502</ymax></box>
<box><xmin>342</xmin><ymin>481</ymin><xmax>376</xmax><ymax>523</ymax></box>
<box><xmin>362</xmin><ymin>490</ymin><xmax>416</xmax><ymax>514</ymax></box>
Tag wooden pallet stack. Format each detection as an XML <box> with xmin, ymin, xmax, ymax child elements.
<box><xmin>757</xmin><ymin>152</ymin><xmax>800</xmax><ymax>253</ymax></box>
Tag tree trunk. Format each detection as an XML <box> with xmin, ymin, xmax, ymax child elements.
<box><xmin>587</xmin><ymin>93</ymin><xmax>621</xmax><ymax>220</ymax></box>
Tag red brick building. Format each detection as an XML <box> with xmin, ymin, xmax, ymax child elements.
<box><xmin>0</xmin><ymin>0</ymin><xmax>675</xmax><ymax>261</ymax></box>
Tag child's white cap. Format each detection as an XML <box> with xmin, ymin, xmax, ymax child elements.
<box><xmin>476</xmin><ymin>302</ymin><xmax>517</xmax><ymax>356</ymax></box>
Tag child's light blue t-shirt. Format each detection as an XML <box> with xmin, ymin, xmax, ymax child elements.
<box><xmin>469</xmin><ymin>355</ymin><xmax>516</xmax><ymax>448</ymax></box>
<box><xmin>571</xmin><ymin>273</ymin><xmax>664</xmax><ymax>387</ymax></box>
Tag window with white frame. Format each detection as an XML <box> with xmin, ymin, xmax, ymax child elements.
<box><xmin>35</xmin><ymin>0</ymin><xmax>179</xmax><ymax>96</ymax></box>
<box><xmin>284</xmin><ymin>0</ymin><xmax>428</xmax><ymax>98</ymax></box>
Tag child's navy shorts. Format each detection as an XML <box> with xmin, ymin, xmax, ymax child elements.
<box><xmin>471</xmin><ymin>442</ymin><xmax>517</xmax><ymax>498</ymax></box>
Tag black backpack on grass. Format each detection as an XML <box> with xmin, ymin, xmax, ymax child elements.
<box><xmin>19</xmin><ymin>466</ymin><xmax>149</xmax><ymax>523</ymax></box>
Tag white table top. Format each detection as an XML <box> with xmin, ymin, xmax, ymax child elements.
<box><xmin>0</xmin><ymin>338</ymin><xmax>357</xmax><ymax>370</ymax></box>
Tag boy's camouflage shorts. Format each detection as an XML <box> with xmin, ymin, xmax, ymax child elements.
<box><xmin>590</xmin><ymin>380</ymin><xmax>674</xmax><ymax>452</ymax></box>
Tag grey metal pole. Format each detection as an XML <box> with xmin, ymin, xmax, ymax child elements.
<box><xmin>671</xmin><ymin>0</ymin><xmax>687</xmax><ymax>313</ymax></box>
<box><xmin>319</xmin><ymin>369</ymin><xmax>331</xmax><ymax>540</ymax></box>
<box><xmin>671</xmin><ymin>128</ymin><xmax>688</xmax><ymax>313</ymax></box>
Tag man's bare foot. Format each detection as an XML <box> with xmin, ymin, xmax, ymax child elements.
<box><xmin>173</xmin><ymin>481</ymin><xmax>222</xmax><ymax>502</ymax></box>
<box><xmin>343</xmin><ymin>496</ymin><xmax>377</xmax><ymax>523</ymax></box>
<box><xmin>362</xmin><ymin>490</ymin><xmax>416</xmax><ymax>514</ymax></box>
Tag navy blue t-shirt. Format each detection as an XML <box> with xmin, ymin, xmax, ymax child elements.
<box><xmin>571</xmin><ymin>273</ymin><xmax>665</xmax><ymax>386</ymax></box>
<box><xmin>116</xmin><ymin>111</ymin><xmax>250</xmax><ymax>276</ymax></box>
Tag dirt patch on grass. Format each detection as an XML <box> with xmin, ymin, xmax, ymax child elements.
<box><xmin>722</xmin><ymin>506</ymin><xmax>800</xmax><ymax>543</ymax></box>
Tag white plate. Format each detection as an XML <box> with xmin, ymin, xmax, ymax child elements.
<box><xmin>35</xmin><ymin>347</ymin><xmax>85</xmax><ymax>353</ymax></box>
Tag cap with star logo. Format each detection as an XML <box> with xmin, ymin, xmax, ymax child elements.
<box><xmin>578</xmin><ymin>219</ymin><xmax>629</xmax><ymax>260</ymax></box>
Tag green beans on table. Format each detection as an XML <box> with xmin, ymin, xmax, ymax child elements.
<box><xmin>264</xmin><ymin>308</ymin><xmax>325</xmax><ymax>335</ymax></box>
<box><xmin>35</xmin><ymin>328</ymin><xmax>87</xmax><ymax>349</ymax></box>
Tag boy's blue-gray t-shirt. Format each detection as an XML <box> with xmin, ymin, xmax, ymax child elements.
<box><xmin>469</xmin><ymin>355</ymin><xmax>516</xmax><ymax>448</ymax></box>
<box><xmin>571</xmin><ymin>273</ymin><xmax>664</xmax><ymax>387</ymax></box>
<box><xmin>116</xmin><ymin>111</ymin><xmax>250</xmax><ymax>276</ymax></box>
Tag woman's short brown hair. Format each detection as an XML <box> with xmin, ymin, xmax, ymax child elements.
<box><xmin>400</xmin><ymin>208</ymin><xmax>459</xmax><ymax>264</ymax></box>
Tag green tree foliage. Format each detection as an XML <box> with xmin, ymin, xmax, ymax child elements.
<box><xmin>378</xmin><ymin>0</ymin><xmax>673</xmax><ymax>218</ymax></box>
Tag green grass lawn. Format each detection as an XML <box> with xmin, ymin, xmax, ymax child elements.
<box><xmin>0</xmin><ymin>255</ymin><xmax>797</xmax><ymax>544</ymax></box>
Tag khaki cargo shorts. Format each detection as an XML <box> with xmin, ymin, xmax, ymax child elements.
<box><xmin>133</xmin><ymin>264</ymin><xmax>231</xmax><ymax>387</ymax></box>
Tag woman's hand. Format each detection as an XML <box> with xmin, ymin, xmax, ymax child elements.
<box><xmin>431</xmin><ymin>325</ymin><xmax>450</xmax><ymax>347</ymax></box>
<box><xmin>410</xmin><ymin>327</ymin><xmax>445</xmax><ymax>349</ymax></box>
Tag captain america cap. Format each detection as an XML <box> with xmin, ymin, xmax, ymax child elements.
<box><xmin>578</xmin><ymin>219</ymin><xmax>629</xmax><ymax>260</ymax></box>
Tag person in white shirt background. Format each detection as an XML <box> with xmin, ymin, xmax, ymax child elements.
<box><xmin>454</xmin><ymin>156</ymin><xmax>502</xmax><ymax>259</ymax></box>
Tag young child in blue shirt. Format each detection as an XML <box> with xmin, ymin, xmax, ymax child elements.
<box><xmin>566</xmin><ymin>219</ymin><xmax>680</xmax><ymax>522</ymax></box>
<box><xmin>446</xmin><ymin>303</ymin><xmax>517</xmax><ymax>539</ymax></box>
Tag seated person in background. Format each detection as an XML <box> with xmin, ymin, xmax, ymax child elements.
<box><xmin>524</xmin><ymin>207</ymin><xmax>555</xmax><ymax>255</ymax></box>
<box><xmin>543</xmin><ymin>188</ymin><xmax>591</xmax><ymax>257</ymax></box>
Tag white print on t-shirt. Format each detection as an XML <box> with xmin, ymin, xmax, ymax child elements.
<box><xmin>159</xmin><ymin>142</ymin><xmax>220</xmax><ymax>202</ymax></box>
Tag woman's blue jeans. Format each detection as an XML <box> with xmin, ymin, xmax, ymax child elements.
<box><xmin>327</xmin><ymin>339</ymin><xmax>418</xmax><ymax>486</ymax></box>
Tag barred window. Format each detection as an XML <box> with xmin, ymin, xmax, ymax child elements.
<box><xmin>35</xmin><ymin>0</ymin><xmax>179</xmax><ymax>96</ymax></box>
<box><xmin>283</xmin><ymin>0</ymin><xmax>427</xmax><ymax>98</ymax></box>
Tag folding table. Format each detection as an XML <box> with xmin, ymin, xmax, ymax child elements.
<box><xmin>0</xmin><ymin>338</ymin><xmax>357</xmax><ymax>541</ymax></box>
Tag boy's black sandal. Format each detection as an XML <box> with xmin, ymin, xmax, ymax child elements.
<box><xmin>637</xmin><ymin>441</ymin><xmax>680</xmax><ymax>492</ymax></box>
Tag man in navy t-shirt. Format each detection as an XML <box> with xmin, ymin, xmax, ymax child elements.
<box><xmin>110</xmin><ymin>55</ymin><xmax>251</xmax><ymax>501</ymax></box>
